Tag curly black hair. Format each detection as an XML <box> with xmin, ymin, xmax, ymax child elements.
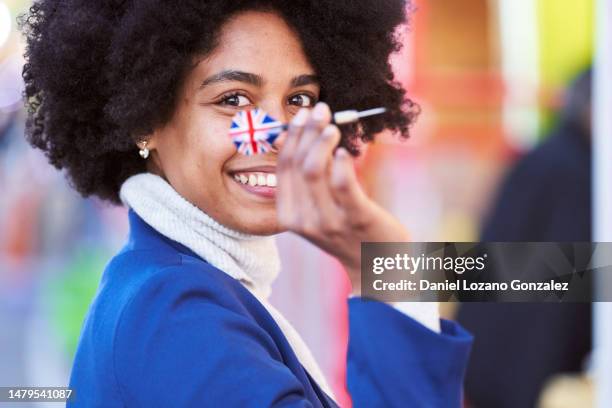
<box><xmin>20</xmin><ymin>0</ymin><xmax>419</xmax><ymax>204</ymax></box>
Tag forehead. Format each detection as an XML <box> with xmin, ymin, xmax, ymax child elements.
<box><xmin>194</xmin><ymin>10</ymin><xmax>315</xmax><ymax>83</ymax></box>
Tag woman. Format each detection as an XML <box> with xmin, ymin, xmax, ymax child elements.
<box><xmin>21</xmin><ymin>0</ymin><xmax>472</xmax><ymax>406</ymax></box>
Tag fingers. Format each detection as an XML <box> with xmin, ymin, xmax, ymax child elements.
<box><xmin>297</xmin><ymin>124</ymin><xmax>343</xmax><ymax>236</ymax></box>
<box><xmin>277</xmin><ymin>102</ymin><xmax>332</xmax><ymax>168</ymax></box>
<box><xmin>292</xmin><ymin>104</ymin><xmax>338</xmax><ymax>231</ymax></box>
<box><xmin>276</xmin><ymin>109</ymin><xmax>309</xmax><ymax>229</ymax></box>
<box><xmin>277</xmin><ymin>103</ymin><xmax>338</xmax><ymax>234</ymax></box>
<box><xmin>278</xmin><ymin>108</ymin><xmax>309</xmax><ymax>170</ymax></box>
<box><xmin>294</xmin><ymin>103</ymin><xmax>331</xmax><ymax>165</ymax></box>
<box><xmin>330</xmin><ymin>147</ymin><xmax>368</xmax><ymax>216</ymax></box>
<box><xmin>301</xmin><ymin>124</ymin><xmax>341</xmax><ymax>180</ymax></box>
<box><xmin>277</xmin><ymin>102</ymin><xmax>362</xmax><ymax>237</ymax></box>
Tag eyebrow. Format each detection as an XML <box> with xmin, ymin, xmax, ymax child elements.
<box><xmin>200</xmin><ymin>70</ymin><xmax>263</xmax><ymax>88</ymax></box>
<box><xmin>199</xmin><ymin>70</ymin><xmax>319</xmax><ymax>89</ymax></box>
<box><xmin>290</xmin><ymin>74</ymin><xmax>319</xmax><ymax>88</ymax></box>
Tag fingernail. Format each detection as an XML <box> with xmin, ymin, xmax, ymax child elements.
<box><xmin>292</xmin><ymin>108</ymin><xmax>309</xmax><ymax>127</ymax></box>
<box><xmin>336</xmin><ymin>147</ymin><xmax>349</xmax><ymax>158</ymax></box>
<box><xmin>312</xmin><ymin>102</ymin><xmax>328</xmax><ymax>121</ymax></box>
<box><xmin>322</xmin><ymin>126</ymin><xmax>336</xmax><ymax>139</ymax></box>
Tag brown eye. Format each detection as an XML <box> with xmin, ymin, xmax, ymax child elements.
<box><xmin>288</xmin><ymin>93</ymin><xmax>315</xmax><ymax>108</ymax></box>
<box><xmin>220</xmin><ymin>93</ymin><xmax>252</xmax><ymax>107</ymax></box>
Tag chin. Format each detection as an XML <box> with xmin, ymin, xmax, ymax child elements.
<box><xmin>243</xmin><ymin>221</ymin><xmax>283</xmax><ymax>236</ymax></box>
<box><xmin>229</xmin><ymin>212</ymin><xmax>282</xmax><ymax>236</ymax></box>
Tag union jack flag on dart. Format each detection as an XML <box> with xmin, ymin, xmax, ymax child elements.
<box><xmin>229</xmin><ymin>109</ymin><xmax>284</xmax><ymax>155</ymax></box>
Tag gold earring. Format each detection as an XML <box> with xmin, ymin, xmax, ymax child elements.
<box><xmin>138</xmin><ymin>141</ymin><xmax>150</xmax><ymax>159</ymax></box>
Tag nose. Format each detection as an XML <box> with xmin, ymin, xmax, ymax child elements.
<box><xmin>259</xmin><ymin>101</ymin><xmax>288</xmax><ymax>126</ymax></box>
<box><xmin>258</xmin><ymin>100</ymin><xmax>289</xmax><ymax>154</ymax></box>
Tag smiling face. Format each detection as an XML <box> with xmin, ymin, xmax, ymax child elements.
<box><xmin>145</xmin><ymin>10</ymin><xmax>319</xmax><ymax>235</ymax></box>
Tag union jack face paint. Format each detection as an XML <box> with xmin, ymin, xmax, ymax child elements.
<box><xmin>229</xmin><ymin>109</ymin><xmax>284</xmax><ymax>155</ymax></box>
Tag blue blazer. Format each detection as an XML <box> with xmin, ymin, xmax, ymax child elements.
<box><xmin>68</xmin><ymin>210</ymin><xmax>472</xmax><ymax>407</ymax></box>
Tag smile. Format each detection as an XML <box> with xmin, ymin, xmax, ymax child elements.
<box><xmin>232</xmin><ymin>172</ymin><xmax>277</xmax><ymax>187</ymax></box>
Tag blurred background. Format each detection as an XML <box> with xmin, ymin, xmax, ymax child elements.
<box><xmin>0</xmin><ymin>0</ymin><xmax>598</xmax><ymax>407</ymax></box>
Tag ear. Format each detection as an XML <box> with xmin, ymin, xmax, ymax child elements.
<box><xmin>135</xmin><ymin>128</ymin><xmax>160</xmax><ymax>151</ymax></box>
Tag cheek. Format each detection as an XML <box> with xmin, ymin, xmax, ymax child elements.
<box><xmin>189</xmin><ymin>115</ymin><xmax>237</xmax><ymax>172</ymax></box>
<box><xmin>180</xmin><ymin>119</ymin><xmax>236</xmax><ymax>213</ymax></box>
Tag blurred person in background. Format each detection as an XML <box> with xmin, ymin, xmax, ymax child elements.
<box><xmin>20</xmin><ymin>1</ymin><xmax>472</xmax><ymax>407</ymax></box>
<box><xmin>458</xmin><ymin>68</ymin><xmax>593</xmax><ymax>408</ymax></box>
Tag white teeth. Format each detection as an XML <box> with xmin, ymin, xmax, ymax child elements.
<box><xmin>233</xmin><ymin>172</ymin><xmax>277</xmax><ymax>187</ymax></box>
<box><xmin>267</xmin><ymin>174</ymin><xmax>277</xmax><ymax>187</ymax></box>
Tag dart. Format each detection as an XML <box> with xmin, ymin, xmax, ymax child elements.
<box><xmin>229</xmin><ymin>107</ymin><xmax>387</xmax><ymax>155</ymax></box>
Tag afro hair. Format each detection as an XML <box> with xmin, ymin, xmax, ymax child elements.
<box><xmin>20</xmin><ymin>0</ymin><xmax>419</xmax><ymax>204</ymax></box>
